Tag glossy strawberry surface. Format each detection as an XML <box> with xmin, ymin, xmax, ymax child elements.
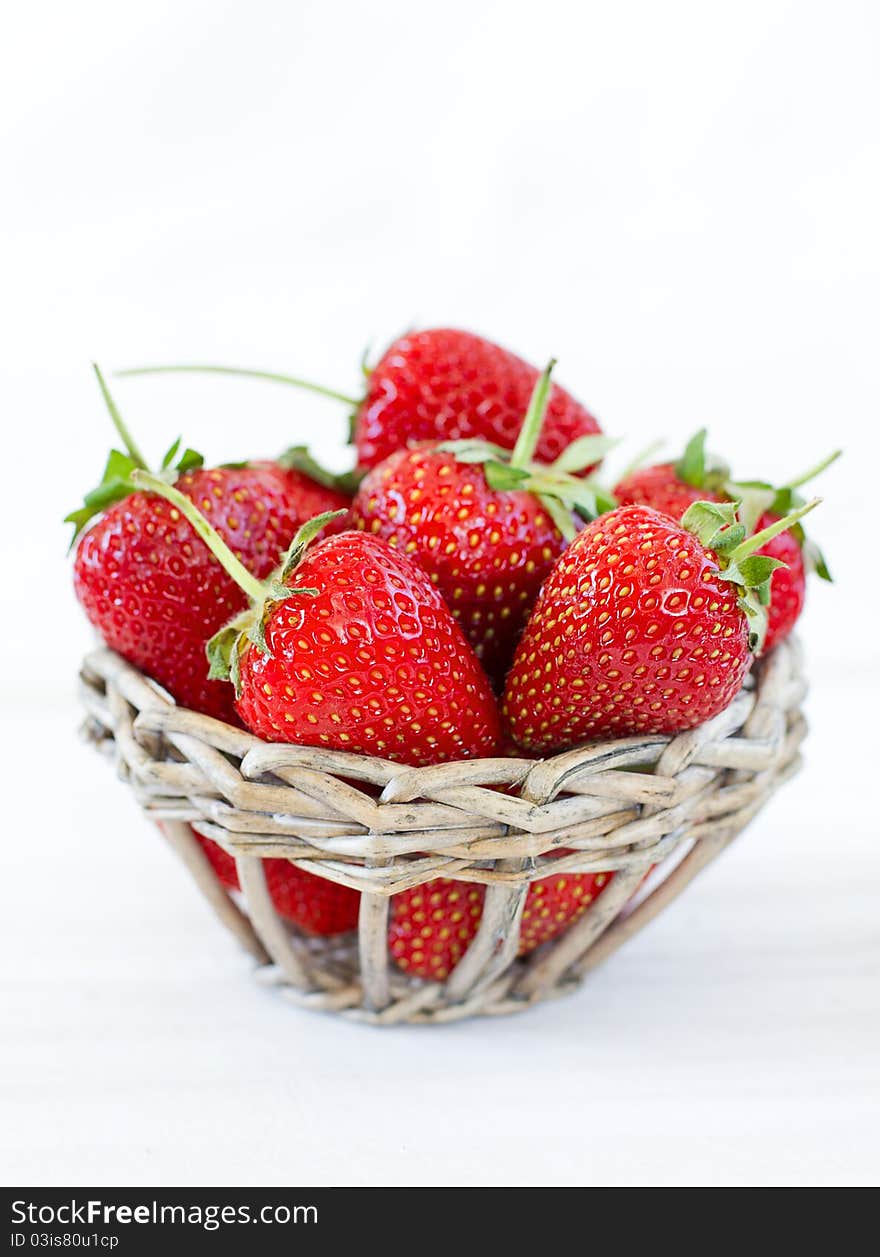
<box><xmin>269</xmin><ymin>464</ymin><xmax>352</xmax><ymax>519</ymax></box>
<box><xmin>614</xmin><ymin>463</ymin><xmax>805</xmax><ymax>654</ymax></box>
<box><xmin>74</xmin><ymin>465</ymin><xmax>347</xmax><ymax>723</ymax></box>
<box><xmin>388</xmin><ymin>862</ymin><xmax>614</xmax><ymax>980</ymax></box>
<box><xmin>355</xmin><ymin>328</ymin><xmax>602</xmax><ymax>470</ymax></box>
<box><xmin>193</xmin><ymin>829</ymin><xmax>360</xmax><ymax>935</ymax></box>
<box><xmin>235</xmin><ymin>531</ymin><xmax>502</xmax><ymax>764</ymax></box>
<box><xmin>613</xmin><ymin>462</ymin><xmax>713</xmax><ymax>524</ymax></box>
<box><xmin>503</xmin><ymin>505</ymin><xmax>752</xmax><ymax>750</ymax></box>
<box><xmin>349</xmin><ymin>446</ymin><xmax>570</xmax><ymax>687</ymax></box>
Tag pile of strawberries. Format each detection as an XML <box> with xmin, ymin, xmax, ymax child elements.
<box><xmin>70</xmin><ymin>329</ymin><xmax>835</xmax><ymax>982</ymax></box>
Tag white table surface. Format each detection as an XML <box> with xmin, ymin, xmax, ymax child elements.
<box><xmin>2</xmin><ymin>668</ymin><xmax>877</xmax><ymax>1188</ymax></box>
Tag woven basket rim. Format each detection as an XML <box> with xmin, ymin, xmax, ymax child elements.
<box><xmin>78</xmin><ymin>638</ymin><xmax>807</xmax><ymax>1023</ymax></box>
<box><xmin>78</xmin><ymin>636</ymin><xmax>808</xmax><ymax>882</ymax></box>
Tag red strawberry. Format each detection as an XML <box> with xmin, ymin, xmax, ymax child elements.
<box><xmin>389</xmin><ymin>860</ymin><xmax>614</xmax><ymax>980</ymax></box>
<box><xmin>261</xmin><ymin>446</ymin><xmax>359</xmax><ymax>525</ymax></box>
<box><xmin>614</xmin><ymin>431</ymin><xmax>837</xmax><ymax>653</ymax></box>
<box><xmin>69</xmin><ymin>367</ymin><xmax>352</xmax><ymax>724</ymax></box>
<box><xmin>503</xmin><ymin>497</ymin><xmax>819</xmax><ymax>751</ymax></box>
<box><xmin>118</xmin><ymin>327</ymin><xmax>604</xmax><ymax>475</ymax></box>
<box><xmin>192</xmin><ymin>829</ymin><xmax>359</xmax><ymax>935</ymax></box>
<box><xmin>614</xmin><ymin>463</ymin><xmax>808</xmax><ymax>652</ymax></box>
<box><xmin>349</xmin><ymin>363</ymin><xmax>614</xmax><ymax>687</ymax></box>
<box><xmin>351</xmin><ymin>446</ymin><xmax>563</xmax><ymax>686</ymax></box>
<box><xmin>614</xmin><ymin>460</ymin><xmax>713</xmax><ymax>524</ymax></box>
<box><xmin>355</xmin><ymin>328</ymin><xmax>603</xmax><ymax>471</ymax></box>
<box><xmin>263</xmin><ymin>462</ymin><xmax>352</xmax><ymax>521</ymax></box>
<box><xmin>132</xmin><ymin>473</ymin><xmax>502</xmax><ymax>766</ymax></box>
<box><xmin>752</xmin><ymin>523</ymin><xmax>805</xmax><ymax>652</ymax></box>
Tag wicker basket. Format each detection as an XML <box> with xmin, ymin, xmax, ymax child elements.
<box><xmin>78</xmin><ymin>638</ymin><xmax>807</xmax><ymax>1025</ymax></box>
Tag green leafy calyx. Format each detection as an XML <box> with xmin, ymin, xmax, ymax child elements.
<box><xmin>437</xmin><ymin>360</ymin><xmax>618</xmax><ymax>540</ymax></box>
<box><xmin>682</xmin><ymin>496</ymin><xmax>822</xmax><ymax>653</ymax></box>
<box><xmin>670</xmin><ymin>429</ymin><xmax>840</xmax><ymax>583</ymax></box>
<box><xmin>673</xmin><ymin>428</ymin><xmax>730</xmax><ymax>492</ymax></box>
<box><xmin>65</xmin><ymin>364</ymin><xmax>204</xmax><ymax>547</ymax></box>
<box><xmin>723</xmin><ymin>447</ymin><xmax>841</xmax><ymax>582</ymax></box>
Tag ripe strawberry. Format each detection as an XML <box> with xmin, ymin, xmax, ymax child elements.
<box><xmin>263</xmin><ymin>462</ymin><xmax>352</xmax><ymax>521</ymax></box>
<box><xmin>191</xmin><ymin>829</ymin><xmax>359</xmax><ymax>935</ymax></box>
<box><xmin>349</xmin><ymin>363</ymin><xmax>614</xmax><ymax>686</ymax></box>
<box><xmin>389</xmin><ymin>861</ymin><xmax>614</xmax><ymax>980</ymax></box>
<box><xmin>355</xmin><ymin>328</ymin><xmax>603</xmax><ymax>471</ymax></box>
<box><xmin>614</xmin><ymin>431</ymin><xmax>837</xmax><ymax>653</ymax></box>
<box><xmin>132</xmin><ymin>473</ymin><xmax>502</xmax><ymax>765</ymax></box>
<box><xmin>251</xmin><ymin>457</ymin><xmax>353</xmax><ymax>534</ymax></box>
<box><xmin>263</xmin><ymin>445</ymin><xmax>360</xmax><ymax>520</ymax></box>
<box><xmin>750</xmin><ymin>524</ymin><xmax>804</xmax><ymax>653</ymax></box>
<box><xmin>119</xmin><ymin>327</ymin><xmax>604</xmax><ymax>475</ymax></box>
<box><xmin>613</xmin><ymin>459</ymin><xmax>713</xmax><ymax>524</ymax></box>
<box><xmin>503</xmin><ymin>497</ymin><xmax>819</xmax><ymax>751</ymax></box>
<box><xmin>69</xmin><ymin>367</ymin><xmax>352</xmax><ymax>724</ymax></box>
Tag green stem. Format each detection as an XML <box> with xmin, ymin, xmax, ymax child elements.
<box><xmin>130</xmin><ymin>470</ymin><xmax>266</xmax><ymax>604</ymax></box>
<box><xmin>784</xmin><ymin>449</ymin><xmax>842</xmax><ymax>491</ymax></box>
<box><xmin>277</xmin><ymin>445</ymin><xmax>364</xmax><ymax>495</ymax></box>
<box><xmin>509</xmin><ymin>359</ymin><xmax>556</xmax><ymax>469</ymax></box>
<box><xmin>117</xmin><ymin>364</ymin><xmax>361</xmax><ymax>408</ymax></box>
<box><xmin>727</xmin><ymin>497</ymin><xmax>821</xmax><ymax>563</ymax></box>
<box><xmin>93</xmin><ymin>363</ymin><xmax>149</xmax><ymax>469</ymax></box>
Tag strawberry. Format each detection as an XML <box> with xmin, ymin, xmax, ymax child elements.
<box><xmin>503</xmin><ymin>497</ymin><xmax>819</xmax><ymax>751</ymax></box>
<box><xmin>68</xmin><ymin>367</ymin><xmax>352</xmax><ymax>724</ymax></box>
<box><xmin>389</xmin><ymin>860</ymin><xmax>614</xmax><ymax>980</ymax></box>
<box><xmin>261</xmin><ymin>446</ymin><xmax>360</xmax><ymax>519</ymax></box>
<box><xmin>261</xmin><ymin>461</ymin><xmax>352</xmax><ymax>522</ymax></box>
<box><xmin>749</xmin><ymin>524</ymin><xmax>804</xmax><ymax>653</ymax></box>
<box><xmin>349</xmin><ymin>363</ymin><xmax>614</xmax><ymax>687</ymax></box>
<box><xmin>131</xmin><ymin>473</ymin><xmax>502</xmax><ymax>765</ymax></box>
<box><xmin>191</xmin><ymin>829</ymin><xmax>360</xmax><ymax>935</ymax></box>
<box><xmin>119</xmin><ymin>327</ymin><xmax>604</xmax><ymax>475</ymax></box>
<box><xmin>354</xmin><ymin>328</ymin><xmax>603</xmax><ymax>471</ymax></box>
<box><xmin>613</xmin><ymin>459</ymin><xmax>713</xmax><ymax>525</ymax></box>
<box><xmin>614</xmin><ymin>431</ymin><xmax>837</xmax><ymax>653</ymax></box>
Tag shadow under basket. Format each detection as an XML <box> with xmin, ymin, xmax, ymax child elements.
<box><xmin>79</xmin><ymin>639</ymin><xmax>807</xmax><ymax>1025</ymax></box>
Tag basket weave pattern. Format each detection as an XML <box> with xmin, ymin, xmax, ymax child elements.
<box><xmin>79</xmin><ymin>638</ymin><xmax>807</xmax><ymax>1024</ymax></box>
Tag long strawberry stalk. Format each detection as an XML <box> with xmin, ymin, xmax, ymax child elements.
<box><xmin>93</xmin><ymin>363</ymin><xmax>149</xmax><ymax>469</ymax></box>
<box><xmin>65</xmin><ymin>366</ymin><xmax>204</xmax><ymax>546</ymax></box>
<box><xmin>783</xmin><ymin>448</ymin><xmax>842</xmax><ymax>491</ymax></box>
<box><xmin>118</xmin><ymin>363</ymin><xmax>359</xmax><ymax>407</ymax></box>
<box><xmin>131</xmin><ymin>472</ymin><xmax>270</xmax><ymax>604</ymax></box>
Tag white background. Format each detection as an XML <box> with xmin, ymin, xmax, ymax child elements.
<box><xmin>1</xmin><ymin>0</ymin><xmax>878</xmax><ymax>1186</ymax></box>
